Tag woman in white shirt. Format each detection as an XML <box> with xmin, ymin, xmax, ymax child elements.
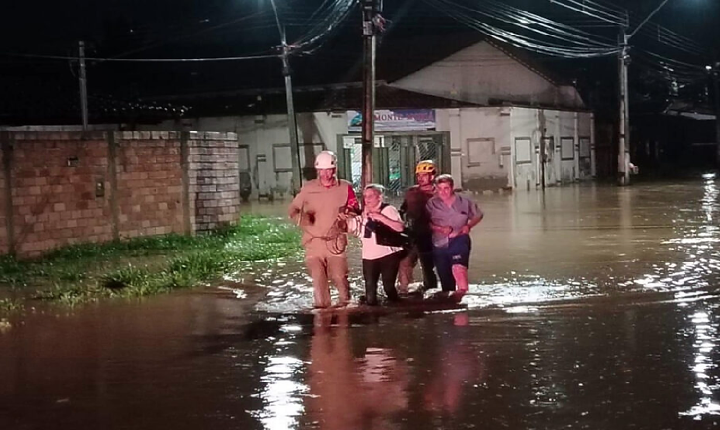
<box><xmin>348</xmin><ymin>184</ymin><xmax>407</xmax><ymax>306</ymax></box>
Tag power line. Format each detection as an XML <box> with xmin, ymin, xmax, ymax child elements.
<box><xmin>547</xmin><ymin>0</ymin><xmax>627</xmax><ymax>26</ymax></box>
<box><xmin>3</xmin><ymin>52</ymin><xmax>280</xmax><ymax>63</ymax></box>
<box><xmin>291</xmin><ymin>0</ymin><xmax>358</xmax><ymax>53</ymax></box>
<box><xmin>484</xmin><ymin>0</ymin><xmax>618</xmax><ymax>45</ymax></box>
<box><xmin>105</xmin><ymin>10</ymin><xmax>274</xmax><ymax>59</ymax></box>
<box><xmin>0</xmin><ymin>1</ymin><xmax>358</xmax><ymax>69</ymax></box>
<box><xmin>549</xmin><ymin>0</ymin><xmax>710</xmax><ymax>58</ymax></box>
<box><xmin>423</xmin><ymin>0</ymin><xmax>620</xmax><ymax>58</ymax></box>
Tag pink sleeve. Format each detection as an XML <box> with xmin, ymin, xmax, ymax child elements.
<box><xmin>347</xmin><ymin>184</ymin><xmax>359</xmax><ymax>211</ymax></box>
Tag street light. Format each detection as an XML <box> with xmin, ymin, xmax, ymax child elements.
<box><xmin>618</xmin><ymin>0</ymin><xmax>671</xmax><ymax>185</ymax></box>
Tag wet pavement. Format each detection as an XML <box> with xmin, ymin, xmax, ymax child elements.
<box><xmin>2</xmin><ymin>180</ymin><xmax>720</xmax><ymax>429</ymax></box>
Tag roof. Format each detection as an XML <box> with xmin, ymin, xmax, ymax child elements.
<box><xmin>663</xmin><ymin>100</ymin><xmax>716</xmax><ymax>120</ymax></box>
<box><xmin>145</xmin><ymin>36</ymin><xmax>585</xmax><ymax>117</ymax></box>
<box><xmin>0</xmin><ymin>34</ymin><xmax>578</xmax><ymax>125</ymax></box>
<box><xmin>376</xmin><ymin>34</ymin><xmax>575</xmax><ymax>86</ymax></box>
<box><xmin>148</xmin><ymin>81</ymin><xmax>480</xmax><ymax>117</ymax></box>
<box><xmin>376</xmin><ymin>33</ymin><xmax>484</xmax><ymax>82</ymax></box>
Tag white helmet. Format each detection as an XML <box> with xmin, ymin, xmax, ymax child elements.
<box><xmin>314</xmin><ymin>150</ymin><xmax>337</xmax><ymax>169</ymax></box>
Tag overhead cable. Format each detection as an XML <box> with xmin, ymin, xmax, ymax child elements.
<box><xmin>425</xmin><ymin>0</ymin><xmax>620</xmax><ymax>58</ymax></box>
<box><xmin>3</xmin><ymin>52</ymin><xmax>280</xmax><ymax>63</ymax></box>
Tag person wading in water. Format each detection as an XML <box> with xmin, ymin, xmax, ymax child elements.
<box><xmin>348</xmin><ymin>184</ymin><xmax>406</xmax><ymax>306</ymax></box>
<box><xmin>288</xmin><ymin>151</ymin><xmax>359</xmax><ymax>309</ymax></box>
<box><xmin>426</xmin><ymin>174</ymin><xmax>483</xmax><ymax>297</ymax></box>
<box><xmin>398</xmin><ymin>160</ymin><xmax>439</xmax><ymax>295</ymax></box>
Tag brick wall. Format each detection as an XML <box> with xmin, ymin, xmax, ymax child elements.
<box><xmin>0</xmin><ymin>131</ymin><xmax>240</xmax><ymax>258</ymax></box>
<box><xmin>116</xmin><ymin>133</ymin><xmax>185</xmax><ymax>238</ymax></box>
<box><xmin>10</xmin><ymin>134</ymin><xmax>112</xmax><ymax>255</ymax></box>
<box><xmin>0</xmin><ymin>140</ymin><xmax>8</xmax><ymax>255</ymax></box>
<box><xmin>189</xmin><ymin>133</ymin><xmax>241</xmax><ymax>232</ymax></box>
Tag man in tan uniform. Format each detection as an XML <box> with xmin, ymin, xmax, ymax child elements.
<box><xmin>288</xmin><ymin>151</ymin><xmax>359</xmax><ymax>308</ymax></box>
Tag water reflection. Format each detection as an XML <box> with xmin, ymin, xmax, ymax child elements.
<box><xmin>675</xmin><ymin>179</ymin><xmax>720</xmax><ymax>420</ymax></box>
<box><xmin>6</xmin><ymin>182</ymin><xmax>720</xmax><ymax>429</ymax></box>
<box><xmin>629</xmin><ymin>178</ymin><xmax>720</xmax><ymax>419</ymax></box>
<box><xmin>255</xmin><ymin>355</ymin><xmax>307</xmax><ymax>429</ymax></box>
<box><xmin>423</xmin><ymin>313</ymin><xmax>486</xmax><ymax>415</ymax></box>
<box><xmin>680</xmin><ymin>311</ymin><xmax>720</xmax><ymax>419</ymax></box>
<box><xmin>303</xmin><ymin>312</ymin><xmax>410</xmax><ymax>429</ymax></box>
<box><xmin>250</xmin><ymin>320</ymin><xmax>308</xmax><ymax>430</ymax></box>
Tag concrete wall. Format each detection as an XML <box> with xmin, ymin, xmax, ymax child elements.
<box><xmin>437</xmin><ymin>107</ymin><xmax>512</xmax><ymax>191</ymax></box>
<box><xmin>509</xmin><ymin>107</ymin><xmax>541</xmax><ymax>191</ymax></box>
<box><xmin>578</xmin><ymin>113</ymin><xmax>593</xmax><ymax>179</ymax></box>
<box><xmin>559</xmin><ymin>110</ymin><xmax>576</xmax><ymax>184</ymax></box>
<box><xmin>391</xmin><ymin>42</ymin><xmax>584</xmax><ymax>109</ymax></box>
<box><xmin>0</xmin><ymin>131</ymin><xmax>240</xmax><ymax>257</ymax></box>
<box><xmin>146</xmin><ymin>106</ymin><xmax>594</xmax><ymax>197</ymax></box>
<box><xmin>149</xmin><ymin>113</ymin><xmax>348</xmax><ymax>200</ymax></box>
<box><xmin>437</xmin><ymin>107</ymin><xmax>594</xmax><ymax>192</ymax></box>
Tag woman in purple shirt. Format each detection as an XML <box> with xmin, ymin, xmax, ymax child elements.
<box><xmin>425</xmin><ymin>175</ymin><xmax>484</xmax><ymax>295</ymax></box>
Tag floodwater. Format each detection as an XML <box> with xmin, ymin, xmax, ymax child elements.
<box><xmin>2</xmin><ymin>180</ymin><xmax>720</xmax><ymax>429</ymax></box>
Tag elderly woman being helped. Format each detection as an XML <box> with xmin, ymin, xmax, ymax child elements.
<box><xmin>426</xmin><ymin>174</ymin><xmax>484</xmax><ymax>296</ymax></box>
<box><xmin>348</xmin><ymin>184</ymin><xmax>406</xmax><ymax>306</ymax></box>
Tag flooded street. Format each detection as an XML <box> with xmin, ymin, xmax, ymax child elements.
<box><xmin>2</xmin><ymin>180</ymin><xmax>720</xmax><ymax>429</ymax></box>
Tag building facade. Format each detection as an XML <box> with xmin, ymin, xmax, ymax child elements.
<box><xmin>146</xmin><ymin>40</ymin><xmax>596</xmax><ymax>199</ymax></box>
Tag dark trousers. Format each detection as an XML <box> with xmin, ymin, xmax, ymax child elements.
<box><xmin>362</xmin><ymin>250</ymin><xmax>405</xmax><ymax>305</ymax></box>
<box><xmin>433</xmin><ymin>235</ymin><xmax>471</xmax><ymax>292</ymax></box>
<box><xmin>415</xmin><ymin>234</ymin><xmax>437</xmax><ymax>290</ymax></box>
<box><xmin>398</xmin><ymin>234</ymin><xmax>438</xmax><ymax>291</ymax></box>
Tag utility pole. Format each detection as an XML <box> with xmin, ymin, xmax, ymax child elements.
<box><xmin>361</xmin><ymin>0</ymin><xmax>382</xmax><ymax>190</ymax></box>
<box><xmin>617</xmin><ymin>0</ymin><xmax>671</xmax><ymax>185</ymax></box>
<box><xmin>78</xmin><ymin>40</ymin><xmax>89</xmax><ymax>131</ymax></box>
<box><xmin>713</xmin><ymin>62</ymin><xmax>720</xmax><ymax>169</ymax></box>
<box><xmin>618</xmin><ymin>28</ymin><xmax>630</xmax><ymax>185</ymax></box>
<box><xmin>280</xmin><ymin>36</ymin><xmax>302</xmax><ymax>194</ymax></box>
<box><xmin>270</xmin><ymin>0</ymin><xmax>302</xmax><ymax>194</ymax></box>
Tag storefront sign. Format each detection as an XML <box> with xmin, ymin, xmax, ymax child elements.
<box><xmin>347</xmin><ymin>109</ymin><xmax>436</xmax><ymax>132</ymax></box>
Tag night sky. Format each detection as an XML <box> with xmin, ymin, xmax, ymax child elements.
<box><xmin>1</xmin><ymin>0</ymin><xmax>718</xmax><ymax>123</ymax></box>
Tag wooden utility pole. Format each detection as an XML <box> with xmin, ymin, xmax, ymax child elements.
<box><xmin>617</xmin><ymin>0</ymin><xmax>671</xmax><ymax>185</ymax></box>
<box><xmin>78</xmin><ymin>41</ymin><xmax>89</xmax><ymax>131</ymax></box>
<box><xmin>270</xmin><ymin>0</ymin><xmax>302</xmax><ymax>194</ymax></box>
<box><xmin>361</xmin><ymin>0</ymin><xmax>382</xmax><ymax>190</ymax></box>
<box><xmin>713</xmin><ymin>62</ymin><xmax>720</xmax><ymax>168</ymax></box>
<box><xmin>618</xmin><ymin>28</ymin><xmax>630</xmax><ymax>185</ymax></box>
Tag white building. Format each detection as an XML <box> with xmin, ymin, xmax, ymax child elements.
<box><xmin>147</xmin><ymin>40</ymin><xmax>595</xmax><ymax>200</ymax></box>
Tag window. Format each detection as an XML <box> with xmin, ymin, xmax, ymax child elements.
<box><xmin>561</xmin><ymin>137</ymin><xmax>575</xmax><ymax>160</ymax></box>
<box><xmin>515</xmin><ymin>137</ymin><xmax>532</xmax><ymax>164</ymax></box>
<box><xmin>579</xmin><ymin>137</ymin><xmax>591</xmax><ymax>158</ymax></box>
<box><xmin>466</xmin><ymin>137</ymin><xmax>495</xmax><ymax>167</ymax></box>
<box><xmin>239</xmin><ymin>145</ymin><xmax>250</xmax><ymax>172</ymax></box>
<box><xmin>272</xmin><ymin>144</ymin><xmax>292</xmax><ymax>172</ymax></box>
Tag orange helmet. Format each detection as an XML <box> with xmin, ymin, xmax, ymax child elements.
<box><xmin>415</xmin><ymin>160</ymin><xmax>437</xmax><ymax>175</ymax></box>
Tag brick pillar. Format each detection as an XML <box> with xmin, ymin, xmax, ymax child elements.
<box><xmin>107</xmin><ymin>131</ymin><xmax>120</xmax><ymax>241</ymax></box>
<box><xmin>180</xmin><ymin>131</ymin><xmax>192</xmax><ymax>235</ymax></box>
<box><xmin>0</xmin><ymin>131</ymin><xmax>15</xmax><ymax>255</ymax></box>
<box><xmin>188</xmin><ymin>132</ymin><xmax>240</xmax><ymax>233</ymax></box>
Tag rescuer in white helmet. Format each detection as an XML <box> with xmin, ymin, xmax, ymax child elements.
<box><xmin>288</xmin><ymin>150</ymin><xmax>359</xmax><ymax>308</ymax></box>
